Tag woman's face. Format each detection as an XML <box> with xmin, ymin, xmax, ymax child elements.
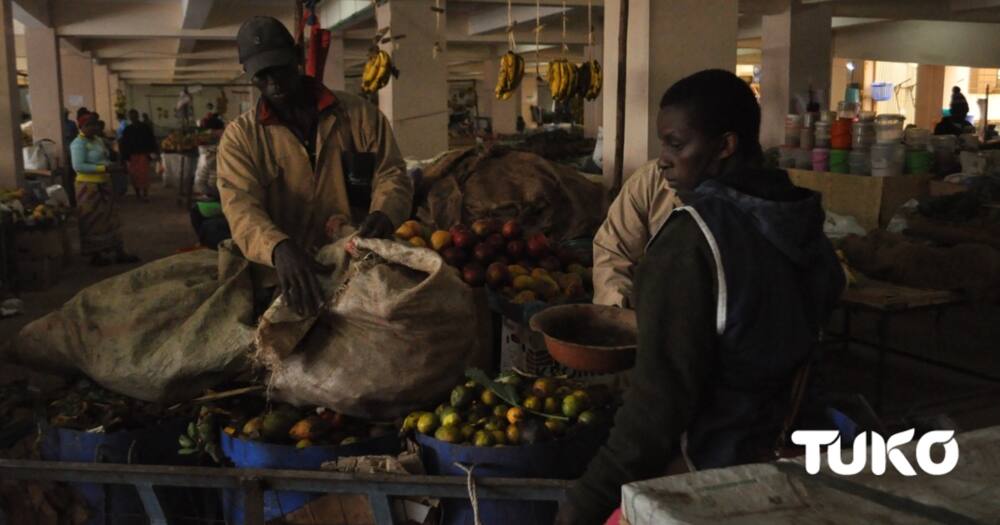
<box><xmin>656</xmin><ymin>106</ymin><xmax>726</xmax><ymax>192</ymax></box>
<box><xmin>82</xmin><ymin>121</ymin><xmax>101</xmax><ymax>138</ymax></box>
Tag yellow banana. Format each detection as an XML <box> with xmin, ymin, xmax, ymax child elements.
<box><xmin>585</xmin><ymin>60</ymin><xmax>602</xmax><ymax>100</ymax></box>
<box><xmin>547</xmin><ymin>61</ymin><xmax>561</xmax><ymax>100</ymax></box>
<box><xmin>495</xmin><ymin>52</ymin><xmax>525</xmax><ymax>100</ymax></box>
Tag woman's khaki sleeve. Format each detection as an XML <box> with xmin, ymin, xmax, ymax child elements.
<box><xmin>592</xmin><ymin>174</ymin><xmax>652</xmax><ymax>308</ymax></box>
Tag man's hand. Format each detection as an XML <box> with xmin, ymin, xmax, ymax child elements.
<box><xmin>272</xmin><ymin>240</ymin><xmax>332</xmax><ymax>316</ymax></box>
<box><xmin>357</xmin><ymin>211</ymin><xmax>394</xmax><ymax>238</ymax></box>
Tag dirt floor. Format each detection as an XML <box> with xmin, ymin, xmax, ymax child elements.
<box><xmin>1</xmin><ymin>180</ymin><xmax>998</xmax><ymax>433</ymax></box>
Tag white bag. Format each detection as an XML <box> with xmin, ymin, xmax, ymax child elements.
<box><xmin>23</xmin><ymin>139</ymin><xmax>59</xmax><ymax>170</ymax></box>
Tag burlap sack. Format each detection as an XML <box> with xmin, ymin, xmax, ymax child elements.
<box><xmin>256</xmin><ymin>236</ymin><xmax>490</xmax><ymax>419</ymax></box>
<box><xmin>7</xmin><ymin>242</ymin><xmax>256</xmax><ymax>403</ymax></box>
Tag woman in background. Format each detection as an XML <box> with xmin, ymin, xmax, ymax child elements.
<box><xmin>70</xmin><ymin>112</ymin><xmax>139</xmax><ymax>266</ymax></box>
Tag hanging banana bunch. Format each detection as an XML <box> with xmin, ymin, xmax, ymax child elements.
<box><xmin>577</xmin><ymin>0</ymin><xmax>602</xmax><ymax>101</ymax></box>
<box><xmin>578</xmin><ymin>60</ymin><xmax>602</xmax><ymax>100</ymax></box>
<box><xmin>361</xmin><ymin>48</ymin><xmax>398</xmax><ymax>94</ymax></box>
<box><xmin>495</xmin><ymin>51</ymin><xmax>525</xmax><ymax>101</ymax></box>
<box><xmin>548</xmin><ymin>59</ymin><xmax>577</xmax><ymax>102</ymax></box>
<box><xmin>495</xmin><ymin>0</ymin><xmax>525</xmax><ymax>100</ymax></box>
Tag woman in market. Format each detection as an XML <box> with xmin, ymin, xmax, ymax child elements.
<box><xmin>70</xmin><ymin>112</ymin><xmax>140</xmax><ymax>266</ymax></box>
<box><xmin>556</xmin><ymin>70</ymin><xmax>845</xmax><ymax>525</ymax></box>
<box><xmin>934</xmin><ymin>86</ymin><xmax>977</xmax><ymax>137</ymax></box>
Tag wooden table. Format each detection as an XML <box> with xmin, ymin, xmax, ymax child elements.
<box><xmin>829</xmin><ymin>279</ymin><xmax>996</xmax><ymax>411</ymax></box>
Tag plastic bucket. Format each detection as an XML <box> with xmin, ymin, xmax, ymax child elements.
<box><xmin>829</xmin><ymin>149</ymin><xmax>850</xmax><ymax>173</ymax></box>
<box><xmin>871</xmin><ymin>143</ymin><xmax>905</xmax><ymax>177</ymax></box>
<box><xmin>875</xmin><ymin>114</ymin><xmax>905</xmax><ymax>144</ymax></box>
<box><xmin>794</xmin><ymin>148</ymin><xmax>813</xmax><ymax>170</ymax></box>
<box><xmin>852</xmin><ymin>122</ymin><xmax>876</xmax><ymax>149</ymax></box>
<box><xmin>220</xmin><ymin>432</ymin><xmax>401</xmax><ymax>524</ymax></box>
<box><xmin>906</xmin><ymin>150</ymin><xmax>933</xmax><ymax>175</ymax></box>
<box><xmin>416</xmin><ymin>428</ymin><xmax>607</xmax><ymax>525</ymax></box>
<box><xmin>904</xmin><ymin>128</ymin><xmax>931</xmax><ymax>151</ymax></box>
<box><xmin>784</xmin><ymin>114</ymin><xmax>803</xmax><ymax>147</ymax></box>
<box><xmin>814</xmin><ymin>121</ymin><xmax>831</xmax><ymax>149</ymax></box>
<box><xmin>831</xmin><ymin>119</ymin><xmax>853</xmax><ymax>150</ymax></box>
<box><xmin>848</xmin><ymin>150</ymin><xmax>870</xmax><ymax>175</ymax></box>
<box><xmin>811</xmin><ymin>148</ymin><xmax>830</xmax><ymax>172</ymax></box>
<box><xmin>40</xmin><ymin>421</ymin><xmax>191</xmax><ymax>525</ymax></box>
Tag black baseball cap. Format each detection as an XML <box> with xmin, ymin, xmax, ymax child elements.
<box><xmin>237</xmin><ymin>16</ymin><xmax>298</xmax><ymax>78</ymax></box>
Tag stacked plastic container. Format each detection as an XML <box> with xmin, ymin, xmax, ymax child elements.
<box><xmin>812</xmin><ymin>112</ymin><xmax>832</xmax><ymax>172</ymax></box>
<box><xmin>781</xmin><ymin>113</ymin><xmax>818</xmax><ymax>170</ymax></box>
<box><xmin>870</xmin><ymin>114</ymin><xmax>906</xmax><ymax>177</ymax></box>
<box><xmin>904</xmin><ymin>128</ymin><xmax>932</xmax><ymax>175</ymax></box>
<box><xmin>848</xmin><ymin>113</ymin><xmax>876</xmax><ymax>175</ymax></box>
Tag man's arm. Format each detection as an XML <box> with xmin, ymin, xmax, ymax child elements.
<box><xmin>592</xmin><ymin>170</ymin><xmax>655</xmax><ymax>308</ymax></box>
<box><xmin>561</xmin><ymin>212</ymin><xmax>719</xmax><ymax>524</ymax></box>
<box><xmin>216</xmin><ymin>125</ymin><xmax>289</xmax><ymax>266</ymax></box>
<box><xmin>356</xmin><ymin>99</ymin><xmax>413</xmax><ymax>229</ymax></box>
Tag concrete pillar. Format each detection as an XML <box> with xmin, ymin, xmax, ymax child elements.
<box><xmin>109</xmin><ymin>73</ymin><xmax>121</xmax><ymax>127</ymax></box>
<box><xmin>521</xmin><ymin>76</ymin><xmax>539</xmax><ymax>130</ymax></box>
<box><xmin>915</xmin><ymin>64</ymin><xmax>945</xmax><ymax>130</ymax></box>
<box><xmin>0</xmin><ymin>0</ymin><xmax>21</xmax><ymax>187</ymax></box>
<box><xmin>760</xmin><ymin>0</ymin><xmax>832</xmax><ymax>149</ymax></box>
<box><xmin>583</xmin><ymin>44</ymin><xmax>603</xmax><ymax>138</ymax></box>
<box><xmin>93</xmin><ymin>64</ymin><xmax>111</xmax><ymax>125</ymax></box>
<box><xmin>482</xmin><ymin>50</ymin><xmax>519</xmax><ymax>135</ymax></box>
<box><xmin>375</xmin><ymin>0</ymin><xmax>448</xmax><ymax>159</ymax></box>
<box><xmin>323</xmin><ymin>35</ymin><xmax>345</xmax><ymax>91</ymax></box>
<box><xmin>60</xmin><ymin>46</ymin><xmax>95</xmax><ymax>115</ymax></box>
<box><xmin>602</xmin><ymin>0</ymin><xmax>738</xmax><ymax>181</ymax></box>
<box><xmin>25</xmin><ymin>26</ymin><xmax>65</xmax><ymax>167</ymax></box>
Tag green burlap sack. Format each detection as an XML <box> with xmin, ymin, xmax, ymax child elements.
<box><xmin>7</xmin><ymin>241</ymin><xmax>256</xmax><ymax>403</ymax></box>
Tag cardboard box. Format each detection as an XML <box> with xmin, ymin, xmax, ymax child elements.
<box><xmin>787</xmin><ymin>169</ymin><xmax>930</xmax><ymax>231</ymax></box>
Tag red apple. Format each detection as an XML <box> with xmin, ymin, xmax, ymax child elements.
<box><xmin>506</xmin><ymin>239</ymin><xmax>526</xmax><ymax>259</ymax></box>
<box><xmin>486</xmin><ymin>262</ymin><xmax>510</xmax><ymax>289</ymax></box>
<box><xmin>473</xmin><ymin>243</ymin><xmax>497</xmax><ymax>263</ymax></box>
<box><xmin>526</xmin><ymin>233</ymin><xmax>551</xmax><ymax>259</ymax></box>
<box><xmin>462</xmin><ymin>262</ymin><xmax>486</xmax><ymax>287</ymax></box>
<box><xmin>540</xmin><ymin>255</ymin><xmax>562</xmax><ymax>273</ymax></box>
<box><xmin>440</xmin><ymin>246</ymin><xmax>467</xmax><ymax>267</ymax></box>
<box><xmin>485</xmin><ymin>233</ymin><xmax>506</xmax><ymax>250</ymax></box>
<box><xmin>501</xmin><ymin>220</ymin><xmax>522</xmax><ymax>240</ymax></box>
<box><xmin>449</xmin><ymin>224</ymin><xmax>470</xmax><ymax>237</ymax></box>
<box><xmin>452</xmin><ymin>229</ymin><xmax>478</xmax><ymax>250</ymax></box>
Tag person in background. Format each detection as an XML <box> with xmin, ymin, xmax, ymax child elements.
<box><xmin>141</xmin><ymin>113</ymin><xmax>154</xmax><ymax>130</ymax></box>
<box><xmin>200</xmin><ymin>103</ymin><xmax>225</xmax><ymax>130</ymax></box>
<box><xmin>115</xmin><ymin>113</ymin><xmax>128</xmax><ymax>138</ymax></box>
<box><xmin>556</xmin><ymin>70</ymin><xmax>844</xmax><ymax>525</ymax></box>
<box><xmin>62</xmin><ymin>109</ymin><xmax>78</xmax><ymax>146</ymax></box>
<box><xmin>934</xmin><ymin>86</ymin><xmax>977</xmax><ymax>136</ymax></box>
<box><xmin>70</xmin><ymin>112</ymin><xmax>139</xmax><ymax>266</ymax></box>
<box><xmin>218</xmin><ymin>16</ymin><xmax>412</xmax><ymax>317</ymax></box>
<box><xmin>119</xmin><ymin>109</ymin><xmax>158</xmax><ymax>202</ymax></box>
<box><xmin>76</xmin><ymin>107</ymin><xmax>90</xmax><ymax>119</ymax></box>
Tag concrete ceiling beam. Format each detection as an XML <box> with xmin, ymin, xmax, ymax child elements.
<box><xmin>12</xmin><ymin>0</ymin><xmax>48</xmax><ymax>27</ymax></box>
<box><xmin>466</xmin><ymin>6</ymin><xmax>568</xmax><ymax>35</ymax></box>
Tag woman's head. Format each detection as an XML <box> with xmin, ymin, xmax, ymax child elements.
<box><xmin>657</xmin><ymin>69</ymin><xmax>762</xmax><ymax>191</ymax></box>
<box><xmin>78</xmin><ymin>112</ymin><xmax>100</xmax><ymax>137</ymax></box>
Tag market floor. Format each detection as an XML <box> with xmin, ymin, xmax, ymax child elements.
<box><xmin>0</xmin><ymin>182</ymin><xmax>198</xmax><ymax>343</ymax></box>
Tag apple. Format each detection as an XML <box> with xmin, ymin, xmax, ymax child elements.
<box><xmin>449</xmin><ymin>224</ymin><xmax>470</xmax><ymax>238</ymax></box>
<box><xmin>462</xmin><ymin>262</ymin><xmax>486</xmax><ymax>287</ymax></box>
<box><xmin>485</xmin><ymin>233</ymin><xmax>506</xmax><ymax>250</ymax></box>
<box><xmin>506</xmin><ymin>239</ymin><xmax>526</xmax><ymax>259</ymax></box>
<box><xmin>501</xmin><ymin>220</ymin><xmax>522</xmax><ymax>240</ymax></box>
<box><xmin>440</xmin><ymin>247</ymin><xmax>467</xmax><ymax>267</ymax></box>
<box><xmin>473</xmin><ymin>243</ymin><xmax>497</xmax><ymax>263</ymax></box>
<box><xmin>486</xmin><ymin>262</ymin><xmax>510</xmax><ymax>289</ymax></box>
<box><xmin>526</xmin><ymin>233</ymin><xmax>551</xmax><ymax>259</ymax></box>
<box><xmin>452</xmin><ymin>229</ymin><xmax>478</xmax><ymax>250</ymax></box>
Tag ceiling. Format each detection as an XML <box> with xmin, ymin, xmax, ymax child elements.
<box><xmin>11</xmin><ymin>0</ymin><xmax>1000</xmax><ymax>86</ymax></box>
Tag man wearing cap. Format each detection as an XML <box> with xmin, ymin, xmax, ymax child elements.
<box><xmin>218</xmin><ymin>16</ymin><xmax>413</xmax><ymax>317</ymax></box>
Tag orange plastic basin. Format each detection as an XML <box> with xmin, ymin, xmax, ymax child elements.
<box><xmin>529</xmin><ymin>304</ymin><xmax>637</xmax><ymax>373</ymax></box>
